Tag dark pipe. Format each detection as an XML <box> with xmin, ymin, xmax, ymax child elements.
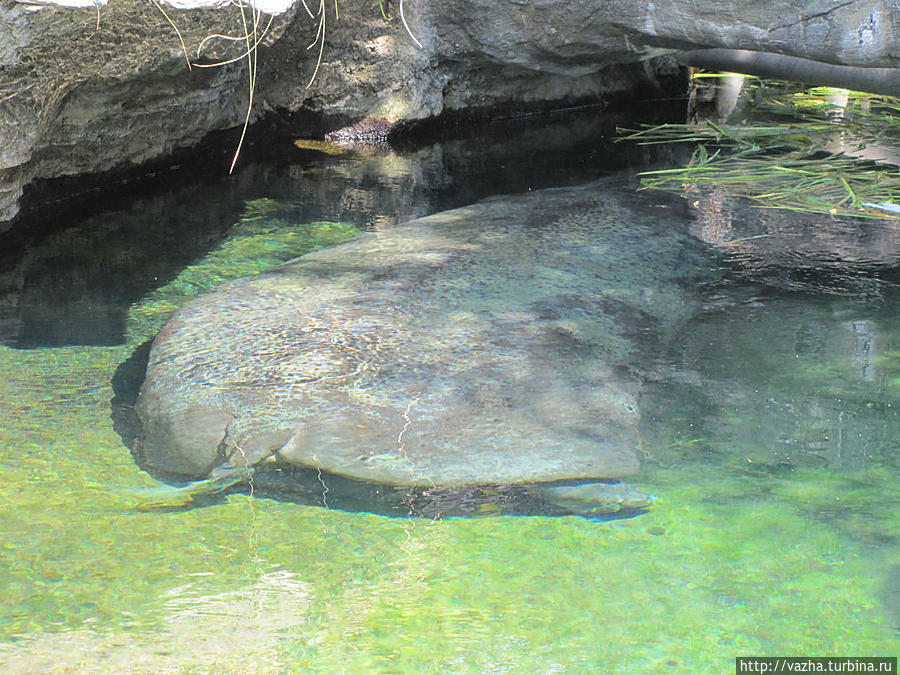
<box><xmin>676</xmin><ymin>49</ymin><xmax>900</xmax><ymax>98</ymax></box>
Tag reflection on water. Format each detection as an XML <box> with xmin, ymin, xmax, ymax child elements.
<box><xmin>689</xmin><ymin>187</ymin><xmax>900</xmax><ymax>295</ymax></box>
<box><xmin>668</xmin><ymin>193</ymin><xmax>900</xmax><ymax>479</ymax></box>
<box><xmin>0</xmin><ymin>104</ymin><xmax>669</xmax><ymax>349</ymax></box>
<box><xmin>0</xmin><ymin>107</ymin><xmax>897</xmax><ymax>671</ymax></box>
<box><xmin>662</xmin><ymin>293</ymin><xmax>898</xmax><ymax>472</ymax></box>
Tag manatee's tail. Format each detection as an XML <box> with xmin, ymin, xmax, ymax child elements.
<box><xmin>121</xmin><ymin>465</ymin><xmax>254</xmax><ymax>510</ymax></box>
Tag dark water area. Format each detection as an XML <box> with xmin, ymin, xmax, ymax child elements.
<box><xmin>0</xmin><ymin>102</ymin><xmax>682</xmax><ymax>349</ymax></box>
<box><xmin>0</xmin><ymin>102</ymin><xmax>897</xmax><ymax>671</ymax></box>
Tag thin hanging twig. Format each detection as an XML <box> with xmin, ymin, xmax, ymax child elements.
<box><xmin>148</xmin><ymin>0</ymin><xmax>192</xmax><ymax>69</ymax></box>
<box><xmin>306</xmin><ymin>0</ymin><xmax>326</xmax><ymax>88</ymax></box>
<box><xmin>228</xmin><ymin>1</ymin><xmax>260</xmax><ymax>173</ymax></box>
<box><xmin>399</xmin><ymin>0</ymin><xmax>422</xmax><ymax>48</ymax></box>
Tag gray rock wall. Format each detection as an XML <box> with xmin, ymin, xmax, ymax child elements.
<box><xmin>0</xmin><ymin>0</ymin><xmax>295</xmax><ymax>226</ymax></box>
<box><xmin>3</xmin><ymin>0</ymin><xmax>898</xmax><ymax>227</ymax></box>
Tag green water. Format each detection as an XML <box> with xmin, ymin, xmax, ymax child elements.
<box><xmin>1</xmin><ymin>123</ymin><xmax>898</xmax><ymax>672</ymax></box>
<box><xmin>1</xmin><ymin>335</ymin><xmax>896</xmax><ymax>671</ymax></box>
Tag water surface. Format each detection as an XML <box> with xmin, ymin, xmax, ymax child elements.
<box><xmin>0</xmin><ymin>109</ymin><xmax>897</xmax><ymax>672</ymax></box>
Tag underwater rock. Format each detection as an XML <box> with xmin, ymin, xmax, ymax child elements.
<box><xmin>136</xmin><ymin>179</ymin><xmax>713</xmax><ymax>490</ymax></box>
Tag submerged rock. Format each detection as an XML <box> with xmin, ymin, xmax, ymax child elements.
<box><xmin>135</xmin><ymin>179</ymin><xmax>712</xmax><ymax>496</ymax></box>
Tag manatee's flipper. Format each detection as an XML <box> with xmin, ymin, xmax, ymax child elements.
<box><xmin>538</xmin><ymin>482</ymin><xmax>654</xmax><ymax>516</ymax></box>
<box><xmin>121</xmin><ymin>465</ymin><xmax>255</xmax><ymax>510</ymax></box>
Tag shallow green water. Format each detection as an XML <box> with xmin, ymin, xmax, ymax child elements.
<box><xmin>1</xmin><ymin>117</ymin><xmax>898</xmax><ymax>672</ymax></box>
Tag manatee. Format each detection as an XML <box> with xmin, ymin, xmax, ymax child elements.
<box><xmin>134</xmin><ymin>179</ymin><xmax>711</xmax><ymax>515</ymax></box>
